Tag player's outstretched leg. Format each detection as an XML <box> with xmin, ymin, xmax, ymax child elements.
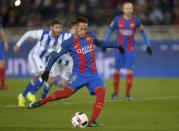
<box><xmin>88</xmin><ymin>87</ymin><xmax>105</xmax><ymax>127</ymax></box>
<box><xmin>28</xmin><ymin>87</ymin><xmax>73</xmax><ymax>109</ymax></box>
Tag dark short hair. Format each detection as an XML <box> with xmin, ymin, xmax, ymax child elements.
<box><xmin>68</xmin><ymin>20</ymin><xmax>77</xmax><ymax>29</ymax></box>
<box><xmin>75</xmin><ymin>16</ymin><xmax>88</xmax><ymax>24</ymax></box>
<box><xmin>50</xmin><ymin>19</ymin><xmax>62</xmax><ymax>26</ymax></box>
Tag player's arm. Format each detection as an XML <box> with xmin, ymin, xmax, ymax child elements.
<box><xmin>41</xmin><ymin>37</ymin><xmax>72</xmax><ymax>82</ymax></box>
<box><xmin>14</xmin><ymin>30</ymin><xmax>43</xmax><ymax>53</ymax></box>
<box><xmin>0</xmin><ymin>27</ymin><xmax>8</xmax><ymax>51</ymax></box>
<box><xmin>103</xmin><ymin>17</ymin><xmax>118</xmax><ymax>52</ymax></box>
<box><xmin>104</xmin><ymin>17</ymin><xmax>117</xmax><ymax>42</ymax></box>
<box><xmin>138</xmin><ymin>23</ymin><xmax>152</xmax><ymax>55</ymax></box>
<box><xmin>94</xmin><ymin>38</ymin><xmax>124</xmax><ymax>54</ymax></box>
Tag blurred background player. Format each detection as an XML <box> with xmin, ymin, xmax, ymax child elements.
<box><xmin>0</xmin><ymin>16</ymin><xmax>9</xmax><ymax>90</ymax></box>
<box><xmin>14</xmin><ymin>20</ymin><xmax>72</xmax><ymax>107</ymax></box>
<box><xmin>40</xmin><ymin>20</ymin><xmax>77</xmax><ymax>99</ymax></box>
<box><xmin>28</xmin><ymin>17</ymin><xmax>124</xmax><ymax>127</ymax></box>
<box><xmin>105</xmin><ymin>2</ymin><xmax>152</xmax><ymax>100</ymax></box>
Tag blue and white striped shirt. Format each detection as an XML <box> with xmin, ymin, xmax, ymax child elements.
<box><xmin>16</xmin><ymin>29</ymin><xmax>72</xmax><ymax>63</ymax></box>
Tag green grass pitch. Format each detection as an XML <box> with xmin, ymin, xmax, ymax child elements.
<box><xmin>0</xmin><ymin>78</ymin><xmax>179</xmax><ymax>131</ymax></box>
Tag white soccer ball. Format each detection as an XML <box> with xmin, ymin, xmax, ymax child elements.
<box><xmin>71</xmin><ymin>112</ymin><xmax>88</xmax><ymax>128</ymax></box>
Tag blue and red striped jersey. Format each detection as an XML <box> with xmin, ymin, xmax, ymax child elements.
<box><xmin>105</xmin><ymin>15</ymin><xmax>142</xmax><ymax>52</ymax></box>
<box><xmin>70</xmin><ymin>33</ymin><xmax>97</xmax><ymax>74</ymax></box>
<box><xmin>45</xmin><ymin>32</ymin><xmax>120</xmax><ymax>74</ymax></box>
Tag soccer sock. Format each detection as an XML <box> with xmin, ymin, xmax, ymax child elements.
<box><xmin>41</xmin><ymin>83</ymin><xmax>51</xmax><ymax>99</ymax></box>
<box><xmin>89</xmin><ymin>87</ymin><xmax>105</xmax><ymax>123</ymax></box>
<box><xmin>0</xmin><ymin>68</ymin><xmax>6</xmax><ymax>88</ymax></box>
<box><xmin>126</xmin><ymin>74</ymin><xmax>133</xmax><ymax>96</ymax></box>
<box><xmin>40</xmin><ymin>87</ymin><xmax>73</xmax><ymax>105</ymax></box>
<box><xmin>31</xmin><ymin>77</ymin><xmax>43</xmax><ymax>94</ymax></box>
<box><xmin>22</xmin><ymin>80</ymin><xmax>34</xmax><ymax>97</ymax></box>
<box><xmin>113</xmin><ymin>72</ymin><xmax>120</xmax><ymax>94</ymax></box>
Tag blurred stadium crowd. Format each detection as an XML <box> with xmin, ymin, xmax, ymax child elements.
<box><xmin>0</xmin><ymin>0</ymin><xmax>179</xmax><ymax>27</ymax></box>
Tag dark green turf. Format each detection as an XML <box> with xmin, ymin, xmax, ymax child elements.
<box><xmin>0</xmin><ymin>78</ymin><xmax>179</xmax><ymax>131</ymax></box>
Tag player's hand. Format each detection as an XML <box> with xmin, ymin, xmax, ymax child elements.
<box><xmin>118</xmin><ymin>45</ymin><xmax>125</xmax><ymax>55</ymax></box>
<box><xmin>41</xmin><ymin>71</ymin><xmax>50</xmax><ymax>82</ymax></box>
<box><xmin>146</xmin><ymin>46</ymin><xmax>152</xmax><ymax>56</ymax></box>
<box><xmin>13</xmin><ymin>45</ymin><xmax>20</xmax><ymax>53</ymax></box>
<box><xmin>101</xmin><ymin>48</ymin><xmax>107</xmax><ymax>52</ymax></box>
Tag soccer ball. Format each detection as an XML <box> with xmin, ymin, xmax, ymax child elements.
<box><xmin>71</xmin><ymin>112</ymin><xmax>88</xmax><ymax>128</ymax></box>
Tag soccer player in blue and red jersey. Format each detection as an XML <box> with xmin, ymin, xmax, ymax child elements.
<box><xmin>28</xmin><ymin>17</ymin><xmax>124</xmax><ymax>127</ymax></box>
<box><xmin>105</xmin><ymin>2</ymin><xmax>152</xmax><ymax>100</ymax></box>
<box><xmin>0</xmin><ymin>17</ymin><xmax>9</xmax><ymax>90</ymax></box>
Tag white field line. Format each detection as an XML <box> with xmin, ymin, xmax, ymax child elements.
<box><xmin>1</xmin><ymin>96</ymin><xmax>179</xmax><ymax>109</ymax></box>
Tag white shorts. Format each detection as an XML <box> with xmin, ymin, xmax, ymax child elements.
<box><xmin>28</xmin><ymin>52</ymin><xmax>73</xmax><ymax>80</ymax></box>
<box><xmin>50</xmin><ymin>62</ymin><xmax>72</xmax><ymax>80</ymax></box>
<box><xmin>51</xmin><ymin>54</ymin><xmax>73</xmax><ymax>81</ymax></box>
<box><xmin>28</xmin><ymin>53</ymin><xmax>59</xmax><ymax>77</ymax></box>
<box><xmin>28</xmin><ymin>53</ymin><xmax>45</xmax><ymax>76</ymax></box>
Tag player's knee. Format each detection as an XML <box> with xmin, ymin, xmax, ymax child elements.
<box><xmin>96</xmin><ymin>87</ymin><xmax>105</xmax><ymax>94</ymax></box>
<box><xmin>0</xmin><ymin>61</ymin><xmax>5</xmax><ymax>67</ymax></box>
<box><xmin>47</xmin><ymin>77</ymin><xmax>56</xmax><ymax>85</ymax></box>
<box><xmin>114</xmin><ymin>70</ymin><xmax>120</xmax><ymax>74</ymax></box>
<box><xmin>60</xmin><ymin>80</ymin><xmax>67</xmax><ymax>87</ymax></box>
<box><xmin>95</xmin><ymin>87</ymin><xmax>105</xmax><ymax>99</ymax></box>
<box><xmin>126</xmin><ymin>69</ymin><xmax>133</xmax><ymax>74</ymax></box>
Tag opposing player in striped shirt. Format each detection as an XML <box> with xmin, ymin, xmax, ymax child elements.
<box><xmin>14</xmin><ymin>20</ymin><xmax>73</xmax><ymax>107</ymax></box>
<box><xmin>40</xmin><ymin>20</ymin><xmax>77</xmax><ymax>99</ymax></box>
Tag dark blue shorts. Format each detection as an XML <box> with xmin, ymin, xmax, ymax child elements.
<box><xmin>67</xmin><ymin>72</ymin><xmax>105</xmax><ymax>95</ymax></box>
<box><xmin>114</xmin><ymin>50</ymin><xmax>135</xmax><ymax>70</ymax></box>
<box><xmin>0</xmin><ymin>43</ymin><xmax>5</xmax><ymax>60</ymax></box>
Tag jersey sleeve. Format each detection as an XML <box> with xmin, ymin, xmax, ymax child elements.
<box><xmin>94</xmin><ymin>38</ymin><xmax>119</xmax><ymax>49</ymax></box>
<box><xmin>109</xmin><ymin>16</ymin><xmax>118</xmax><ymax>30</ymax></box>
<box><xmin>57</xmin><ymin>36</ymin><xmax>72</xmax><ymax>53</ymax></box>
<box><xmin>105</xmin><ymin>16</ymin><xmax>118</xmax><ymax>42</ymax></box>
<box><xmin>16</xmin><ymin>30</ymin><xmax>43</xmax><ymax>47</ymax></box>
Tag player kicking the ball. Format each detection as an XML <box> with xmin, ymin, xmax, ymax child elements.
<box><xmin>28</xmin><ymin>17</ymin><xmax>124</xmax><ymax>127</ymax></box>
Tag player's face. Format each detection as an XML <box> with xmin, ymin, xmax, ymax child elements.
<box><xmin>122</xmin><ymin>3</ymin><xmax>133</xmax><ymax>17</ymax></box>
<box><xmin>50</xmin><ymin>24</ymin><xmax>62</xmax><ymax>37</ymax></box>
<box><xmin>76</xmin><ymin>22</ymin><xmax>88</xmax><ymax>38</ymax></box>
